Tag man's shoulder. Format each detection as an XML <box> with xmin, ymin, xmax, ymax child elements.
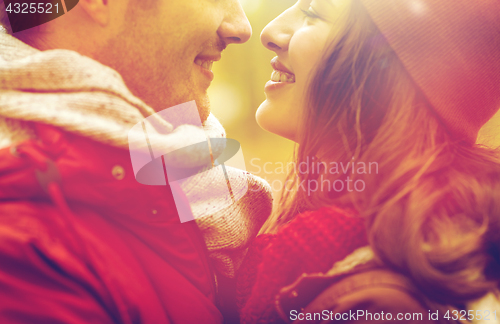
<box><xmin>0</xmin><ymin>200</ymin><xmax>121</xmax><ymax>324</ymax></box>
<box><xmin>0</xmin><ymin>200</ymin><xmax>81</xmax><ymax>260</ymax></box>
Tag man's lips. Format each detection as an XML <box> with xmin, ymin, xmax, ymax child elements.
<box><xmin>270</xmin><ymin>57</ymin><xmax>295</xmax><ymax>83</ymax></box>
<box><xmin>194</xmin><ymin>54</ymin><xmax>221</xmax><ymax>72</ymax></box>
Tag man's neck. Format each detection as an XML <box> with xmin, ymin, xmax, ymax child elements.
<box><xmin>13</xmin><ymin>27</ymin><xmax>99</xmax><ymax>61</ymax></box>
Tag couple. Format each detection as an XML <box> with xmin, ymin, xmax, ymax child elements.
<box><xmin>0</xmin><ymin>0</ymin><xmax>499</xmax><ymax>323</ymax></box>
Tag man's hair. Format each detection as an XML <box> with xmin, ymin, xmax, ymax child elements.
<box><xmin>0</xmin><ymin>2</ymin><xmax>50</xmax><ymax>37</ymax></box>
<box><xmin>0</xmin><ymin>2</ymin><xmax>12</xmax><ymax>34</ymax></box>
<box><xmin>0</xmin><ymin>1</ymin><xmax>158</xmax><ymax>35</ymax></box>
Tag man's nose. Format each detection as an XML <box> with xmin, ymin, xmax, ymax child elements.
<box><xmin>260</xmin><ymin>9</ymin><xmax>294</xmax><ymax>53</ymax></box>
<box><xmin>218</xmin><ymin>1</ymin><xmax>252</xmax><ymax>45</ymax></box>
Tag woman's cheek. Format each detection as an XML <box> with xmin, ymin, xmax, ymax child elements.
<box><xmin>290</xmin><ymin>24</ymin><xmax>332</xmax><ymax>82</ymax></box>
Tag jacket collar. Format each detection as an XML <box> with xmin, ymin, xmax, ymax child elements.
<box><xmin>275</xmin><ymin>246</ymin><xmax>376</xmax><ymax>322</ymax></box>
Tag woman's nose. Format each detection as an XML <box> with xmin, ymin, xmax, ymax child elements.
<box><xmin>260</xmin><ymin>9</ymin><xmax>295</xmax><ymax>53</ymax></box>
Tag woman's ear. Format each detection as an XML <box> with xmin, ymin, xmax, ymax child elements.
<box><xmin>78</xmin><ymin>0</ymin><xmax>110</xmax><ymax>26</ymax></box>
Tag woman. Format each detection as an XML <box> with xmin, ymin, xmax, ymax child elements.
<box><xmin>236</xmin><ymin>0</ymin><xmax>500</xmax><ymax>323</ymax></box>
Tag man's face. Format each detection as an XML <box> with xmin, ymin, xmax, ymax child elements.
<box><xmin>97</xmin><ymin>0</ymin><xmax>251</xmax><ymax>124</ymax></box>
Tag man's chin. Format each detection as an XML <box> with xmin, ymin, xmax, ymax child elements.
<box><xmin>161</xmin><ymin>92</ymin><xmax>210</xmax><ymax>127</ymax></box>
<box><xmin>195</xmin><ymin>95</ymin><xmax>211</xmax><ymax>124</ymax></box>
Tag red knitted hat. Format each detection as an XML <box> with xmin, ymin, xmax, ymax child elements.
<box><xmin>360</xmin><ymin>0</ymin><xmax>500</xmax><ymax>143</ymax></box>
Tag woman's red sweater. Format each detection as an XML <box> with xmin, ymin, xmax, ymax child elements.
<box><xmin>236</xmin><ymin>206</ymin><xmax>369</xmax><ymax>324</ymax></box>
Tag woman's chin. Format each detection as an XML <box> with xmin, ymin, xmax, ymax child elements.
<box><xmin>256</xmin><ymin>101</ymin><xmax>298</xmax><ymax>142</ymax></box>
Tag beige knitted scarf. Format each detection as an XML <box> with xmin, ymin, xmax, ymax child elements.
<box><xmin>0</xmin><ymin>31</ymin><xmax>272</xmax><ymax>278</ymax></box>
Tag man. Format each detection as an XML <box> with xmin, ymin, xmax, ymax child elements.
<box><xmin>0</xmin><ymin>1</ymin><xmax>272</xmax><ymax>323</ymax></box>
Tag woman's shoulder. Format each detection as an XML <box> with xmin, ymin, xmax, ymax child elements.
<box><xmin>271</xmin><ymin>205</ymin><xmax>367</xmax><ymax>251</ymax></box>
<box><xmin>254</xmin><ymin>205</ymin><xmax>368</xmax><ymax>274</ymax></box>
<box><xmin>286</xmin><ymin>267</ymin><xmax>455</xmax><ymax>324</ymax></box>
<box><xmin>278</xmin><ymin>205</ymin><xmax>364</xmax><ymax>234</ymax></box>
<box><xmin>244</xmin><ymin>205</ymin><xmax>367</xmax><ymax>265</ymax></box>
<box><xmin>286</xmin><ymin>205</ymin><xmax>359</xmax><ymax>226</ymax></box>
<box><xmin>237</xmin><ymin>206</ymin><xmax>369</xmax><ymax>323</ymax></box>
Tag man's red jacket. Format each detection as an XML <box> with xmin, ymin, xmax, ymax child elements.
<box><xmin>0</xmin><ymin>123</ymin><xmax>222</xmax><ymax>324</ymax></box>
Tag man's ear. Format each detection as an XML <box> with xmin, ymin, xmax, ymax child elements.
<box><xmin>478</xmin><ymin>109</ymin><xmax>500</xmax><ymax>148</ymax></box>
<box><xmin>78</xmin><ymin>0</ymin><xmax>110</xmax><ymax>26</ymax></box>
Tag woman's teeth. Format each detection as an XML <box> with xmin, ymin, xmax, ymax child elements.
<box><xmin>271</xmin><ymin>70</ymin><xmax>295</xmax><ymax>83</ymax></box>
<box><xmin>195</xmin><ymin>59</ymin><xmax>214</xmax><ymax>71</ymax></box>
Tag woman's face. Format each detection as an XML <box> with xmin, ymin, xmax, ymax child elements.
<box><xmin>256</xmin><ymin>0</ymin><xmax>350</xmax><ymax>141</ymax></box>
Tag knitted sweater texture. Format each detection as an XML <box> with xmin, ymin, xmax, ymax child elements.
<box><xmin>237</xmin><ymin>206</ymin><xmax>368</xmax><ymax>324</ymax></box>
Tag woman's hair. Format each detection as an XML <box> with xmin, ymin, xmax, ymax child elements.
<box><xmin>263</xmin><ymin>0</ymin><xmax>500</xmax><ymax>305</ymax></box>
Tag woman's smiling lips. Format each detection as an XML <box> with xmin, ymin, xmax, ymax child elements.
<box><xmin>265</xmin><ymin>56</ymin><xmax>296</xmax><ymax>92</ymax></box>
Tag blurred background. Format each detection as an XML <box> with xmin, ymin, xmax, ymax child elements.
<box><xmin>209</xmin><ymin>0</ymin><xmax>500</xmax><ymax>204</ymax></box>
<box><xmin>209</xmin><ymin>0</ymin><xmax>297</xmax><ymax>203</ymax></box>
